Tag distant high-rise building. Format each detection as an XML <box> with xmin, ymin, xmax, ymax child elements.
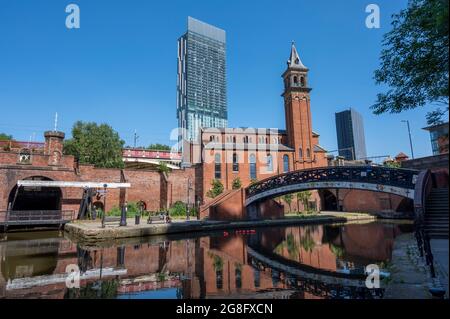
<box><xmin>177</xmin><ymin>17</ymin><xmax>227</xmax><ymax>144</ymax></box>
<box><xmin>335</xmin><ymin>108</ymin><xmax>367</xmax><ymax>160</ymax></box>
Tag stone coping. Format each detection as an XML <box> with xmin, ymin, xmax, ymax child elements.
<box><xmin>65</xmin><ymin>213</ymin><xmax>376</xmax><ymax>244</ymax></box>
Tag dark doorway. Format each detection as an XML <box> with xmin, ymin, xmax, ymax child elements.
<box><xmin>8</xmin><ymin>176</ymin><xmax>62</xmax><ymax>211</ymax></box>
<box><xmin>395</xmin><ymin>197</ymin><xmax>414</xmax><ymax>213</ymax></box>
<box><xmin>321</xmin><ymin>190</ymin><xmax>338</xmax><ymax>211</ymax></box>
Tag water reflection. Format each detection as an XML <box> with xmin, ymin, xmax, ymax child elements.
<box><xmin>0</xmin><ymin>221</ymin><xmax>412</xmax><ymax>299</ymax></box>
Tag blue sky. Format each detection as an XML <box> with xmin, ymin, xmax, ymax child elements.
<box><xmin>0</xmin><ymin>0</ymin><xmax>434</xmax><ymax>159</ymax></box>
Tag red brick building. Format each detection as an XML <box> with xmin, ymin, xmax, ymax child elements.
<box><xmin>185</xmin><ymin>43</ymin><xmax>328</xmax><ymax>203</ymax></box>
<box><xmin>0</xmin><ymin>43</ymin><xmax>415</xmax><ymax>221</ymax></box>
<box><xmin>0</xmin><ymin>131</ymin><xmax>198</xmax><ymax>217</ymax></box>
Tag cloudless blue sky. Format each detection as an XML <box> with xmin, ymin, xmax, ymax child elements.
<box><xmin>0</xmin><ymin>0</ymin><xmax>434</xmax><ymax>158</ymax></box>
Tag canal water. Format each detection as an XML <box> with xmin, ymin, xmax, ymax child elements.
<box><xmin>0</xmin><ymin>221</ymin><xmax>413</xmax><ymax>299</ymax></box>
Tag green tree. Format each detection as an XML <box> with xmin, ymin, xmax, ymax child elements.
<box><xmin>147</xmin><ymin>143</ymin><xmax>171</xmax><ymax>151</ymax></box>
<box><xmin>0</xmin><ymin>133</ymin><xmax>13</xmax><ymax>141</ymax></box>
<box><xmin>232</xmin><ymin>177</ymin><xmax>242</xmax><ymax>190</ymax></box>
<box><xmin>282</xmin><ymin>194</ymin><xmax>293</xmax><ymax>212</ymax></box>
<box><xmin>296</xmin><ymin>191</ymin><xmax>312</xmax><ymax>212</ymax></box>
<box><xmin>207</xmin><ymin>179</ymin><xmax>224</xmax><ymax>198</ymax></box>
<box><xmin>384</xmin><ymin>160</ymin><xmax>402</xmax><ymax>168</ymax></box>
<box><xmin>157</xmin><ymin>162</ymin><xmax>171</xmax><ymax>175</ymax></box>
<box><xmin>372</xmin><ymin>0</ymin><xmax>449</xmax><ymax>125</ymax></box>
<box><xmin>64</xmin><ymin>121</ymin><xmax>125</xmax><ymax>168</ymax></box>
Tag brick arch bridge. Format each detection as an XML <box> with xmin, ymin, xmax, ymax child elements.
<box><xmin>245</xmin><ymin>166</ymin><xmax>419</xmax><ymax>207</ymax></box>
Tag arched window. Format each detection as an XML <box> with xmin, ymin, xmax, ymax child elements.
<box><xmin>249</xmin><ymin>154</ymin><xmax>257</xmax><ymax>180</ymax></box>
<box><xmin>233</xmin><ymin>136</ymin><xmax>236</xmax><ymax>144</ymax></box>
<box><xmin>232</xmin><ymin>153</ymin><xmax>239</xmax><ymax>172</ymax></box>
<box><xmin>293</xmin><ymin>76</ymin><xmax>298</xmax><ymax>85</ymax></box>
<box><xmin>283</xmin><ymin>155</ymin><xmax>289</xmax><ymax>173</ymax></box>
<box><xmin>210</xmin><ymin>136</ymin><xmax>214</xmax><ymax>142</ymax></box>
<box><xmin>214</xmin><ymin>153</ymin><xmax>221</xmax><ymax>179</ymax></box>
<box><xmin>266</xmin><ymin>154</ymin><xmax>273</xmax><ymax>172</ymax></box>
<box><xmin>306</xmin><ymin>148</ymin><xmax>311</xmax><ymax>158</ymax></box>
<box><xmin>299</xmin><ymin>147</ymin><xmax>303</xmax><ymax>159</ymax></box>
<box><xmin>300</xmin><ymin>76</ymin><xmax>305</xmax><ymax>87</ymax></box>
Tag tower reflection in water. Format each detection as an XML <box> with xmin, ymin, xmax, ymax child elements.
<box><xmin>0</xmin><ymin>222</ymin><xmax>412</xmax><ymax>299</ymax></box>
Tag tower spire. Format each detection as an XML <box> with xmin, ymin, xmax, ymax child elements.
<box><xmin>288</xmin><ymin>42</ymin><xmax>307</xmax><ymax>70</ymax></box>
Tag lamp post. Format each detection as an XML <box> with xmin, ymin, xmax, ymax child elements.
<box><xmin>101</xmin><ymin>184</ymin><xmax>107</xmax><ymax>226</ymax></box>
<box><xmin>120</xmin><ymin>201</ymin><xmax>127</xmax><ymax>226</ymax></box>
<box><xmin>186</xmin><ymin>178</ymin><xmax>193</xmax><ymax>221</ymax></box>
<box><xmin>402</xmin><ymin>120</ymin><xmax>415</xmax><ymax>159</ymax></box>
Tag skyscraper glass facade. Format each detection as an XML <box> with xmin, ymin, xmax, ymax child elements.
<box><xmin>335</xmin><ymin>108</ymin><xmax>367</xmax><ymax>160</ymax></box>
<box><xmin>177</xmin><ymin>17</ymin><xmax>227</xmax><ymax>143</ymax></box>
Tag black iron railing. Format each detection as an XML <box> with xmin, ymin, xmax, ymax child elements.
<box><xmin>246</xmin><ymin>166</ymin><xmax>419</xmax><ymax>199</ymax></box>
<box><xmin>413</xmin><ymin>170</ymin><xmax>435</xmax><ymax>277</ymax></box>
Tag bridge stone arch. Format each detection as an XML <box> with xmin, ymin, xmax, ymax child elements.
<box><xmin>245</xmin><ymin>166</ymin><xmax>419</xmax><ymax>207</ymax></box>
<box><xmin>8</xmin><ymin>176</ymin><xmax>63</xmax><ymax>211</ymax></box>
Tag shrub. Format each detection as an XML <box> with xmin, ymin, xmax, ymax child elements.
<box><xmin>168</xmin><ymin>201</ymin><xmax>197</xmax><ymax>217</ymax></box>
<box><xmin>206</xmin><ymin>179</ymin><xmax>224</xmax><ymax>198</ymax></box>
<box><xmin>232</xmin><ymin>177</ymin><xmax>242</xmax><ymax>190</ymax></box>
<box><xmin>169</xmin><ymin>201</ymin><xmax>186</xmax><ymax>216</ymax></box>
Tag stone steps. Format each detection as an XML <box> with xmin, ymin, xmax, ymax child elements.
<box><xmin>424</xmin><ymin>188</ymin><xmax>449</xmax><ymax>239</ymax></box>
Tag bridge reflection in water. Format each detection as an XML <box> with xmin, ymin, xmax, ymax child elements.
<box><xmin>0</xmin><ymin>222</ymin><xmax>412</xmax><ymax>299</ymax></box>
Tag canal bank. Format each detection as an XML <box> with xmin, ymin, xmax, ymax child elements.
<box><xmin>383</xmin><ymin>233</ymin><xmax>448</xmax><ymax>299</ymax></box>
<box><xmin>64</xmin><ymin>212</ymin><xmax>376</xmax><ymax>243</ymax></box>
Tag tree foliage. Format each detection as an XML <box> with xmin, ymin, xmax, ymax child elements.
<box><xmin>157</xmin><ymin>162</ymin><xmax>171</xmax><ymax>175</ymax></box>
<box><xmin>207</xmin><ymin>179</ymin><xmax>224</xmax><ymax>198</ymax></box>
<box><xmin>282</xmin><ymin>194</ymin><xmax>293</xmax><ymax>212</ymax></box>
<box><xmin>232</xmin><ymin>177</ymin><xmax>242</xmax><ymax>190</ymax></box>
<box><xmin>296</xmin><ymin>191</ymin><xmax>312</xmax><ymax>211</ymax></box>
<box><xmin>372</xmin><ymin>0</ymin><xmax>449</xmax><ymax>125</ymax></box>
<box><xmin>147</xmin><ymin>143</ymin><xmax>171</xmax><ymax>151</ymax></box>
<box><xmin>0</xmin><ymin>133</ymin><xmax>13</xmax><ymax>141</ymax></box>
<box><xmin>63</xmin><ymin>121</ymin><xmax>125</xmax><ymax>168</ymax></box>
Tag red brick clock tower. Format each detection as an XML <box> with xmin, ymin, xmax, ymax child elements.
<box><xmin>282</xmin><ymin>42</ymin><xmax>315</xmax><ymax>170</ymax></box>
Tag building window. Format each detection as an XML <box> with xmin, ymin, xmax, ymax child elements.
<box><xmin>254</xmin><ymin>269</ymin><xmax>260</xmax><ymax>288</ymax></box>
<box><xmin>235</xmin><ymin>267</ymin><xmax>242</xmax><ymax>289</ymax></box>
<box><xmin>283</xmin><ymin>155</ymin><xmax>289</xmax><ymax>173</ymax></box>
<box><xmin>216</xmin><ymin>270</ymin><xmax>223</xmax><ymax>289</ymax></box>
<box><xmin>299</xmin><ymin>147</ymin><xmax>303</xmax><ymax>158</ymax></box>
<box><xmin>215</xmin><ymin>153</ymin><xmax>221</xmax><ymax>179</ymax></box>
<box><xmin>266</xmin><ymin>154</ymin><xmax>273</xmax><ymax>172</ymax></box>
<box><xmin>249</xmin><ymin>154</ymin><xmax>257</xmax><ymax>180</ymax></box>
<box><xmin>233</xmin><ymin>153</ymin><xmax>239</xmax><ymax>172</ymax></box>
<box><xmin>300</xmin><ymin>76</ymin><xmax>305</xmax><ymax>87</ymax></box>
<box><xmin>306</xmin><ymin>148</ymin><xmax>311</xmax><ymax>158</ymax></box>
<box><xmin>233</xmin><ymin>136</ymin><xmax>236</xmax><ymax>144</ymax></box>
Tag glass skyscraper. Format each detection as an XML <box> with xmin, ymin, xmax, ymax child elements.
<box><xmin>335</xmin><ymin>108</ymin><xmax>367</xmax><ymax>160</ymax></box>
<box><xmin>177</xmin><ymin>17</ymin><xmax>228</xmax><ymax>143</ymax></box>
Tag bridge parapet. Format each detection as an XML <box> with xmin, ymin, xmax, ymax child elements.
<box><xmin>245</xmin><ymin>166</ymin><xmax>419</xmax><ymax>206</ymax></box>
